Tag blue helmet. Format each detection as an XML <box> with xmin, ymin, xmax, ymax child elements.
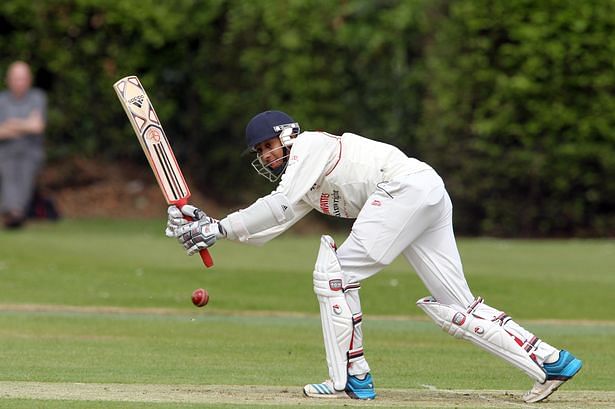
<box><xmin>245</xmin><ymin>110</ymin><xmax>301</xmax><ymax>182</ymax></box>
<box><xmin>245</xmin><ymin>110</ymin><xmax>300</xmax><ymax>150</ymax></box>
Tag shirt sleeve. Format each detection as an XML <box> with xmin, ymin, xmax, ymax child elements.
<box><xmin>275</xmin><ymin>132</ymin><xmax>339</xmax><ymax>202</ymax></box>
<box><xmin>238</xmin><ymin>199</ymin><xmax>313</xmax><ymax>246</ymax></box>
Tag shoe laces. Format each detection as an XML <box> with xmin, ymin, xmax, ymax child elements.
<box><xmin>321</xmin><ymin>379</ymin><xmax>335</xmax><ymax>389</ymax></box>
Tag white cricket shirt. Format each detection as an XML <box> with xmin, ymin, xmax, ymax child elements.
<box><xmin>280</xmin><ymin>131</ymin><xmax>431</xmax><ymax>218</ymax></box>
<box><xmin>222</xmin><ymin>131</ymin><xmax>431</xmax><ymax>244</ymax></box>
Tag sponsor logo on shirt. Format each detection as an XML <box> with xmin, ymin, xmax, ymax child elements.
<box><xmin>320</xmin><ymin>193</ymin><xmax>330</xmax><ymax>214</ymax></box>
<box><xmin>319</xmin><ymin>190</ymin><xmax>341</xmax><ymax>217</ymax></box>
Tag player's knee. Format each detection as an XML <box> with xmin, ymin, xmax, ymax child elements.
<box><xmin>313</xmin><ymin>235</ymin><xmax>345</xmax><ymax>297</ymax></box>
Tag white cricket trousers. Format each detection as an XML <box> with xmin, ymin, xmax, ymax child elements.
<box><xmin>336</xmin><ymin>169</ymin><xmax>474</xmax><ymax>375</ymax></box>
<box><xmin>338</xmin><ymin>169</ymin><xmax>474</xmax><ymax>306</ymax></box>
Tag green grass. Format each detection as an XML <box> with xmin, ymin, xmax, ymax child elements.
<box><xmin>0</xmin><ymin>219</ymin><xmax>614</xmax><ymax>408</ymax></box>
<box><xmin>2</xmin><ymin>219</ymin><xmax>614</xmax><ymax>319</ymax></box>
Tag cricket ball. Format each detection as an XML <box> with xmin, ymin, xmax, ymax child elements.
<box><xmin>191</xmin><ymin>288</ymin><xmax>209</xmax><ymax>307</ymax></box>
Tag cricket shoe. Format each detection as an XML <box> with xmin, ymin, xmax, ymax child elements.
<box><xmin>303</xmin><ymin>374</ymin><xmax>376</xmax><ymax>400</ymax></box>
<box><xmin>523</xmin><ymin>350</ymin><xmax>582</xmax><ymax>403</ymax></box>
<box><xmin>345</xmin><ymin>373</ymin><xmax>376</xmax><ymax>399</ymax></box>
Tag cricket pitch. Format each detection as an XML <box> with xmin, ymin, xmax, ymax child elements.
<box><xmin>1</xmin><ymin>382</ymin><xmax>612</xmax><ymax>408</ymax></box>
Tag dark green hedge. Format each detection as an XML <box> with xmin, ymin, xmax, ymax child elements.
<box><xmin>1</xmin><ymin>0</ymin><xmax>613</xmax><ymax>236</ymax></box>
<box><xmin>418</xmin><ymin>0</ymin><xmax>615</xmax><ymax>236</ymax></box>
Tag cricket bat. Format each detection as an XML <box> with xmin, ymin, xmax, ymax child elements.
<box><xmin>113</xmin><ymin>75</ymin><xmax>213</xmax><ymax>268</ymax></box>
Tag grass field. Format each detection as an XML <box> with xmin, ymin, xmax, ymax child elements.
<box><xmin>1</xmin><ymin>219</ymin><xmax>614</xmax><ymax>408</ymax></box>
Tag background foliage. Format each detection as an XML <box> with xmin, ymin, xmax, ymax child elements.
<box><xmin>1</xmin><ymin>0</ymin><xmax>614</xmax><ymax>236</ymax></box>
<box><xmin>419</xmin><ymin>0</ymin><xmax>615</xmax><ymax>236</ymax></box>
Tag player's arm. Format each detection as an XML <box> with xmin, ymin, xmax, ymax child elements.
<box><xmin>167</xmin><ymin>192</ymin><xmax>313</xmax><ymax>254</ymax></box>
<box><xmin>166</xmin><ymin>198</ymin><xmax>310</xmax><ymax>254</ymax></box>
<box><xmin>220</xmin><ymin>197</ymin><xmax>312</xmax><ymax>245</ymax></box>
<box><xmin>237</xmin><ymin>199</ymin><xmax>313</xmax><ymax>246</ymax></box>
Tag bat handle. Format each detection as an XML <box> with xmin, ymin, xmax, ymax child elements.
<box><xmin>199</xmin><ymin>249</ymin><xmax>214</xmax><ymax>268</ymax></box>
<box><xmin>176</xmin><ymin>199</ymin><xmax>214</xmax><ymax>268</ymax></box>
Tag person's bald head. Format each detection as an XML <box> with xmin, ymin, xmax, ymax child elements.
<box><xmin>6</xmin><ymin>61</ymin><xmax>33</xmax><ymax>98</ymax></box>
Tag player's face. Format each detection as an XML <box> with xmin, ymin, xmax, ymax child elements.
<box><xmin>255</xmin><ymin>137</ymin><xmax>285</xmax><ymax>169</ymax></box>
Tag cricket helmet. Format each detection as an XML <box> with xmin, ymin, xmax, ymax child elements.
<box><xmin>245</xmin><ymin>110</ymin><xmax>300</xmax><ymax>182</ymax></box>
<box><xmin>245</xmin><ymin>110</ymin><xmax>300</xmax><ymax>150</ymax></box>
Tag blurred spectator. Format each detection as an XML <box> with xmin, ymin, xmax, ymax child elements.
<box><xmin>0</xmin><ymin>61</ymin><xmax>47</xmax><ymax>229</ymax></box>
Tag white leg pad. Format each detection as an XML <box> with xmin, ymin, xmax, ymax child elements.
<box><xmin>313</xmin><ymin>235</ymin><xmax>352</xmax><ymax>391</ymax></box>
<box><xmin>417</xmin><ymin>296</ymin><xmax>547</xmax><ymax>382</ymax></box>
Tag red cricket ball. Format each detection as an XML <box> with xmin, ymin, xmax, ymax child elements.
<box><xmin>191</xmin><ymin>288</ymin><xmax>209</xmax><ymax>307</ymax></box>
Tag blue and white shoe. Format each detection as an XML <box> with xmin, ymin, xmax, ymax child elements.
<box><xmin>523</xmin><ymin>350</ymin><xmax>582</xmax><ymax>403</ymax></box>
<box><xmin>345</xmin><ymin>373</ymin><xmax>376</xmax><ymax>399</ymax></box>
<box><xmin>303</xmin><ymin>373</ymin><xmax>376</xmax><ymax>400</ymax></box>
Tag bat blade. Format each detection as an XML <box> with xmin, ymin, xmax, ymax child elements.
<box><xmin>113</xmin><ymin>76</ymin><xmax>190</xmax><ymax>205</ymax></box>
<box><xmin>113</xmin><ymin>75</ymin><xmax>213</xmax><ymax>268</ymax></box>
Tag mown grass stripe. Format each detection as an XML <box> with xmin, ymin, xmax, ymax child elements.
<box><xmin>1</xmin><ymin>304</ymin><xmax>615</xmax><ymax>327</ymax></box>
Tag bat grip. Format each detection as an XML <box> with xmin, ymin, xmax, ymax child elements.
<box><xmin>199</xmin><ymin>249</ymin><xmax>214</xmax><ymax>268</ymax></box>
<box><xmin>177</xmin><ymin>200</ymin><xmax>214</xmax><ymax>268</ymax></box>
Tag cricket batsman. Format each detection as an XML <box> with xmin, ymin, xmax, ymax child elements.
<box><xmin>165</xmin><ymin>110</ymin><xmax>582</xmax><ymax>402</ymax></box>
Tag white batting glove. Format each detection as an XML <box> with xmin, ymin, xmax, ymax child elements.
<box><xmin>175</xmin><ymin>218</ymin><xmax>226</xmax><ymax>255</ymax></box>
<box><xmin>165</xmin><ymin>205</ymin><xmax>226</xmax><ymax>256</ymax></box>
<box><xmin>165</xmin><ymin>204</ymin><xmax>208</xmax><ymax>237</ymax></box>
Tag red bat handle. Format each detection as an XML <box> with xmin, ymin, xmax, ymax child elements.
<box><xmin>177</xmin><ymin>200</ymin><xmax>214</xmax><ymax>268</ymax></box>
<box><xmin>199</xmin><ymin>249</ymin><xmax>214</xmax><ymax>268</ymax></box>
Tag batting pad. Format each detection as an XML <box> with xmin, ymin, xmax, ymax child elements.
<box><xmin>417</xmin><ymin>296</ymin><xmax>547</xmax><ymax>383</ymax></box>
<box><xmin>313</xmin><ymin>235</ymin><xmax>353</xmax><ymax>391</ymax></box>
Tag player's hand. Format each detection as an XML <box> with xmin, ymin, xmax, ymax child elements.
<box><xmin>175</xmin><ymin>217</ymin><xmax>226</xmax><ymax>255</ymax></box>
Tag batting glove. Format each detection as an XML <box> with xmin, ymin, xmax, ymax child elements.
<box><xmin>175</xmin><ymin>217</ymin><xmax>226</xmax><ymax>255</ymax></box>
<box><xmin>165</xmin><ymin>205</ymin><xmax>226</xmax><ymax>256</ymax></box>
